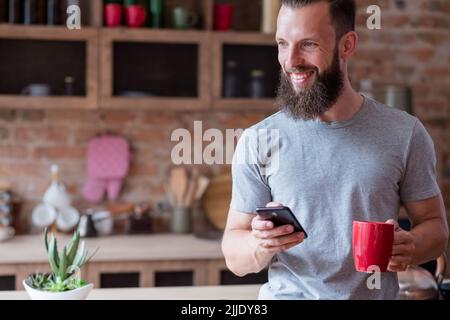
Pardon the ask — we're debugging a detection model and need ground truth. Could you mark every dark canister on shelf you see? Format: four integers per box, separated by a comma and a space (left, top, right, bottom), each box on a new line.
249, 69, 267, 98
46, 0, 61, 25
8, 0, 22, 24
64, 76, 75, 96
23, 0, 37, 25
223, 60, 238, 98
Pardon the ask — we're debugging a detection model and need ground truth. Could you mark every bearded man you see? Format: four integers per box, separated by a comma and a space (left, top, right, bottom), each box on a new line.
221, 0, 448, 299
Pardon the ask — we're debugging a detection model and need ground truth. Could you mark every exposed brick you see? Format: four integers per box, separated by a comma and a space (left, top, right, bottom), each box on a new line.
19, 110, 45, 122
0, 127, 9, 140
129, 162, 159, 177
46, 110, 99, 125
138, 113, 185, 129
417, 31, 449, 46
0, 145, 29, 158
384, 14, 410, 28
355, 0, 389, 10
414, 98, 449, 120
101, 111, 136, 126
73, 127, 103, 144
410, 14, 449, 29
14, 126, 68, 143
0, 163, 41, 176
0, 110, 17, 122
423, 67, 450, 80
412, 48, 436, 62
33, 146, 85, 159
129, 128, 171, 144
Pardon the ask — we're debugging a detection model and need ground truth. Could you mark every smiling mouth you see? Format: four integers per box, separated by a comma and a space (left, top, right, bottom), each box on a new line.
289, 70, 315, 86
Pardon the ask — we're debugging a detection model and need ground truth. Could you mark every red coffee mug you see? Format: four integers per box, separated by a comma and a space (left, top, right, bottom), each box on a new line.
213, 4, 233, 31
125, 5, 147, 28
352, 221, 394, 272
104, 3, 123, 27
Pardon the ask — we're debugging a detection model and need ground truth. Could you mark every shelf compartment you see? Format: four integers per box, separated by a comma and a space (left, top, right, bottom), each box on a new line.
0, 38, 86, 96
0, 25, 98, 109
212, 32, 279, 110
100, 272, 140, 288
100, 28, 210, 110
0, 275, 15, 291
154, 271, 193, 287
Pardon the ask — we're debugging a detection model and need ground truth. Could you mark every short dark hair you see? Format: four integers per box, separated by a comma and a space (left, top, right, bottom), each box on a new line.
281, 0, 356, 40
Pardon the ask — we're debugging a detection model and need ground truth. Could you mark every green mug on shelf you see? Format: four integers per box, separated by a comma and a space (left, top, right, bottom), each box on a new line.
172, 6, 198, 29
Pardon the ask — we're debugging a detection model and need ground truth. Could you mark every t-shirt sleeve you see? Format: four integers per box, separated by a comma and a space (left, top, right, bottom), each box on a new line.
400, 120, 441, 202
229, 129, 272, 214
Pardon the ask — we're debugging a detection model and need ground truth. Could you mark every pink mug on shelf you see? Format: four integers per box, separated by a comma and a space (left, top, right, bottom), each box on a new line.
125, 5, 147, 28
352, 221, 394, 272
213, 3, 233, 31
104, 3, 123, 27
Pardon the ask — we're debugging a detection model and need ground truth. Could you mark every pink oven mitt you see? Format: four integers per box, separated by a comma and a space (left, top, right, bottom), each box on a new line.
82, 135, 130, 203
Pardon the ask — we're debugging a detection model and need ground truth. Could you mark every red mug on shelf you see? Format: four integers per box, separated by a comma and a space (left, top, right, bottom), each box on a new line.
213, 3, 233, 31
352, 221, 394, 272
104, 3, 123, 27
125, 5, 147, 28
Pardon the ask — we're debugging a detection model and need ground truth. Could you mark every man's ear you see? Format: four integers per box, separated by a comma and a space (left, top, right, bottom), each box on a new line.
339, 31, 358, 59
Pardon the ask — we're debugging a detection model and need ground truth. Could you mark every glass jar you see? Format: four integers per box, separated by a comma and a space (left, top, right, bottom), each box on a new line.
249, 69, 266, 98
223, 60, 238, 98
46, 0, 60, 25
8, 0, 21, 24
64, 76, 75, 96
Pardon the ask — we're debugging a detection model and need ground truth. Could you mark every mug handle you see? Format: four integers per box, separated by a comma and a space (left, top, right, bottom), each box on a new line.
188, 12, 198, 28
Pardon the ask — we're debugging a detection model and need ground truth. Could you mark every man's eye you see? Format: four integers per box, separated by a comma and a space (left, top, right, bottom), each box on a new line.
303, 41, 317, 48
278, 42, 288, 48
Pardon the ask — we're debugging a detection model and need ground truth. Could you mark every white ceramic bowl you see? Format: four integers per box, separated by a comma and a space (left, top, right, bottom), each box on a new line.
32, 203, 57, 228
56, 206, 80, 232
23, 280, 93, 300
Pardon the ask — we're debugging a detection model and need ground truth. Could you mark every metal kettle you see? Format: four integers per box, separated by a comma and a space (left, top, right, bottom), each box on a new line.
398, 255, 446, 300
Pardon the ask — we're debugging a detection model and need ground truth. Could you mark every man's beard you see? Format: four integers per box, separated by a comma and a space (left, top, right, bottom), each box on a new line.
276, 48, 344, 121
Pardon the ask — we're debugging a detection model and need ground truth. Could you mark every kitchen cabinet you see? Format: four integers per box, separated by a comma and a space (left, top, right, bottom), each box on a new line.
0, 25, 98, 109
0, 0, 279, 111
99, 28, 210, 111
0, 234, 267, 290
211, 32, 278, 111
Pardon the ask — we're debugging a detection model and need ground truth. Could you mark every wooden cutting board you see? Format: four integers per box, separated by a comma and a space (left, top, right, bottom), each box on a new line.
202, 172, 232, 230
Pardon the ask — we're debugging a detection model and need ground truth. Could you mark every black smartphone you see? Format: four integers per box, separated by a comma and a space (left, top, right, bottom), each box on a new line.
255, 206, 308, 238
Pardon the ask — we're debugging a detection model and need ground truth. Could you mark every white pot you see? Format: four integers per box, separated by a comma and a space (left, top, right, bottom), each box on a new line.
23, 280, 93, 300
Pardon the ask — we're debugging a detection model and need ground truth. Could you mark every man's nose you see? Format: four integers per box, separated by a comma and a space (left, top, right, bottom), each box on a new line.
285, 46, 307, 71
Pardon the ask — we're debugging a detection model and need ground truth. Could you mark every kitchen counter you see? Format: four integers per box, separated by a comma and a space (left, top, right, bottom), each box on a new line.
0, 234, 228, 289
0, 233, 223, 263
0, 285, 261, 300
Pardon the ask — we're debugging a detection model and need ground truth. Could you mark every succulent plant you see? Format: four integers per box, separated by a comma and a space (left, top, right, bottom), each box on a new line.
29, 273, 51, 290
26, 229, 97, 292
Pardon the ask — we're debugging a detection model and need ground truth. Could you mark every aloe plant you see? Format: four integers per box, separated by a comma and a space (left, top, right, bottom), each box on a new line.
27, 229, 97, 292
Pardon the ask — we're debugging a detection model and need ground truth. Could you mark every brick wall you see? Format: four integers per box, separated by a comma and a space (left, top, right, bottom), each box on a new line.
0, 0, 449, 242
0, 109, 271, 231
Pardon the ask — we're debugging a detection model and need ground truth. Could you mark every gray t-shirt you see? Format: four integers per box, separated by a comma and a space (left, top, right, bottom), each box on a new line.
230, 95, 440, 300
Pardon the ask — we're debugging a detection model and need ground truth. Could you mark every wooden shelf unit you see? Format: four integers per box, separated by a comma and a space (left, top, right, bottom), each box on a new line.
0, 0, 280, 111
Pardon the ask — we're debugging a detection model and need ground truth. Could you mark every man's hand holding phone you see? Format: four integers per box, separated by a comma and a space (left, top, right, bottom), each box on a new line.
251, 202, 306, 262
